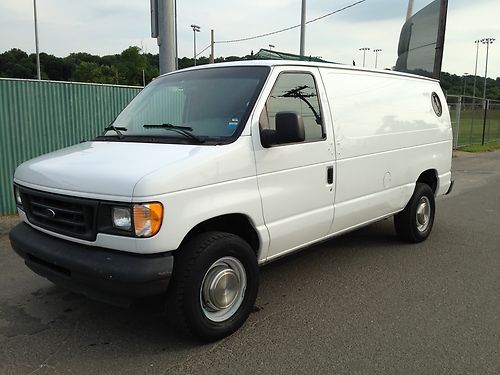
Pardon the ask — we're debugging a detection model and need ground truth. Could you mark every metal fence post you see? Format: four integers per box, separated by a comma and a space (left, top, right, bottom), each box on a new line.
496, 100, 500, 140
455, 96, 461, 148
468, 96, 475, 145
481, 98, 488, 145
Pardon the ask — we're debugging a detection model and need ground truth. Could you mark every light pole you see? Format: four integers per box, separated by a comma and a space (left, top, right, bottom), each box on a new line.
209, 29, 215, 64
472, 40, 480, 97
373, 49, 382, 68
300, 0, 306, 57
269, 44, 275, 51
190, 24, 200, 66
481, 38, 495, 145
462, 73, 468, 96
33, 0, 41, 80
359, 47, 370, 67
481, 38, 495, 100
154, 0, 177, 74
406, 0, 414, 20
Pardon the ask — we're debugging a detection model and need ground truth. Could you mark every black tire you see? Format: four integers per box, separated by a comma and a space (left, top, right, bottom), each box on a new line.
167, 232, 258, 341
394, 183, 435, 243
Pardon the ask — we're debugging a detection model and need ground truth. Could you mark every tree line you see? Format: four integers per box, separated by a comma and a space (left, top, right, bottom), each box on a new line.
1, 46, 499, 99
440, 71, 500, 100
0, 46, 243, 87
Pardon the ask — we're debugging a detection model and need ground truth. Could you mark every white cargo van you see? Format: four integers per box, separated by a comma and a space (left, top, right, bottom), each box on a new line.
10, 61, 453, 340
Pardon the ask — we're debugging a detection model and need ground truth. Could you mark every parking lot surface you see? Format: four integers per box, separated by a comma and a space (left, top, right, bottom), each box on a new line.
0, 150, 499, 374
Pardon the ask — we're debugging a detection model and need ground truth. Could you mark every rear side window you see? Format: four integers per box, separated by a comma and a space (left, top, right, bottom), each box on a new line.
261, 72, 324, 142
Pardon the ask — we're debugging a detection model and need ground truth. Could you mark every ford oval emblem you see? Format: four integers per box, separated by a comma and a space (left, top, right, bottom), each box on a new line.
43, 208, 56, 218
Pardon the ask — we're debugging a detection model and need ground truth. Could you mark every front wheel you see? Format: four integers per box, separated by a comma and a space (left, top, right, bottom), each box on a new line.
394, 183, 435, 243
167, 232, 259, 341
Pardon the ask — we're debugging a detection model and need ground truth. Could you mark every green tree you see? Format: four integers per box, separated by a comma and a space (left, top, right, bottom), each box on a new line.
72, 61, 118, 84
115, 46, 147, 85
65, 52, 101, 66
0, 48, 35, 78
39, 53, 72, 81
72, 61, 100, 82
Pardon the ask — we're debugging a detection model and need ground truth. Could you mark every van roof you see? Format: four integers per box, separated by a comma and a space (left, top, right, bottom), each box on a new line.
161, 60, 438, 83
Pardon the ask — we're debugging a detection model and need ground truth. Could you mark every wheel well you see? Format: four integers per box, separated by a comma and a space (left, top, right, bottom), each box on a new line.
181, 214, 260, 255
417, 169, 438, 194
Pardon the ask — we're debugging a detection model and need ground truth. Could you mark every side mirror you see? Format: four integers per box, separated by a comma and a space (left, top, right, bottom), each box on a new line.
260, 111, 305, 148
275, 111, 305, 144
260, 129, 277, 148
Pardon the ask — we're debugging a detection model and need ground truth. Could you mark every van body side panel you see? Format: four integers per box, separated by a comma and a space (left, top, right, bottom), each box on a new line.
319, 68, 452, 234
437, 171, 452, 196
332, 142, 450, 232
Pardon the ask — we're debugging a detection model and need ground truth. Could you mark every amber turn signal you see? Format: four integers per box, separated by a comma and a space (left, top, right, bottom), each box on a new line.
133, 202, 163, 237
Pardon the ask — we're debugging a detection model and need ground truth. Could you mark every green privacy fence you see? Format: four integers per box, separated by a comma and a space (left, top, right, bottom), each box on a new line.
0, 78, 142, 215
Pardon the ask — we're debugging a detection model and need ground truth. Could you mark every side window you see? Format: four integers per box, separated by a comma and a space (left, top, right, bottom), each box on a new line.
261, 72, 324, 143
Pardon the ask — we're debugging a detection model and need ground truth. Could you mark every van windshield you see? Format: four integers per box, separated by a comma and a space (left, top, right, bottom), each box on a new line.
98, 66, 270, 145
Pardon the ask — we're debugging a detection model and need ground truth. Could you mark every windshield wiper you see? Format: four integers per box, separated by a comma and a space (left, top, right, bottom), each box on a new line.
104, 125, 127, 139
143, 123, 205, 143
144, 123, 193, 131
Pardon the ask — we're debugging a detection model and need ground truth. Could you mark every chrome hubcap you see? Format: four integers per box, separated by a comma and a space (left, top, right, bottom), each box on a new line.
200, 257, 246, 322
416, 196, 431, 232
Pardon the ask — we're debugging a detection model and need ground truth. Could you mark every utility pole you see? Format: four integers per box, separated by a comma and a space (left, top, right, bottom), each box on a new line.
209, 29, 215, 64
33, 0, 41, 80
406, 0, 414, 20
191, 24, 200, 66
300, 0, 306, 57
359, 47, 370, 67
373, 49, 382, 68
154, 0, 177, 74
174, 0, 178, 70
472, 40, 480, 97
481, 38, 495, 100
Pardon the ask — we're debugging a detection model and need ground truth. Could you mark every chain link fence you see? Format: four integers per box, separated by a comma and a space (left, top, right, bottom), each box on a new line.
447, 95, 500, 148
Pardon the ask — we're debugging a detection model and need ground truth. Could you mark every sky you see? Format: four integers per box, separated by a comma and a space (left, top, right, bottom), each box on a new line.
0, 0, 498, 79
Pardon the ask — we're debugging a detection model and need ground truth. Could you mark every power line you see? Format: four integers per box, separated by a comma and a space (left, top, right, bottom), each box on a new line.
193, 0, 367, 58
196, 44, 211, 57
215, 0, 367, 44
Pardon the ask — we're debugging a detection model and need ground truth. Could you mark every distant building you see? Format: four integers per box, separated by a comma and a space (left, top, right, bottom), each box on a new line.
248, 48, 332, 63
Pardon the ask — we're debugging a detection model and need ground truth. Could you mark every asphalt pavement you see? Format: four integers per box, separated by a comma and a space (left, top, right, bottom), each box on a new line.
0, 150, 499, 374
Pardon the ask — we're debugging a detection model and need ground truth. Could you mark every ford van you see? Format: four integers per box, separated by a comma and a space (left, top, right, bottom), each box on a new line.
9, 61, 453, 340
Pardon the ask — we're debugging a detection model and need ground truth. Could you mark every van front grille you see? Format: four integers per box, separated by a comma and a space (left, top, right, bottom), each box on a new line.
19, 187, 98, 241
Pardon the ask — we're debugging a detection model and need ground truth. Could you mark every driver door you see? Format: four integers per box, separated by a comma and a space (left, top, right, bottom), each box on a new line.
253, 67, 335, 260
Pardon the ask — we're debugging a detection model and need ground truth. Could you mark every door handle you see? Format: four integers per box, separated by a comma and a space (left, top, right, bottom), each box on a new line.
327, 166, 334, 184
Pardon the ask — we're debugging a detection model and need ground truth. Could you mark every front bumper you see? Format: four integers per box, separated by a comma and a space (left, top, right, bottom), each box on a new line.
9, 223, 174, 307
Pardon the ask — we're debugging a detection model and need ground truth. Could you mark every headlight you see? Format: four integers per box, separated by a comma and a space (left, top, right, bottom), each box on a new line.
133, 202, 163, 237
112, 207, 132, 231
111, 202, 163, 237
14, 186, 23, 206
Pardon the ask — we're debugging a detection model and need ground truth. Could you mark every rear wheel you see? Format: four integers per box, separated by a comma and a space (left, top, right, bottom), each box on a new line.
394, 183, 435, 243
167, 232, 258, 341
